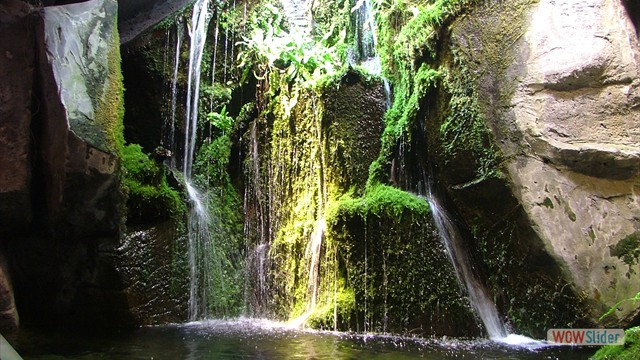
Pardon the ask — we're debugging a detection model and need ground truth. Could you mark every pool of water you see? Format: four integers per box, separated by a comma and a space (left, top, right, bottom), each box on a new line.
13, 319, 596, 359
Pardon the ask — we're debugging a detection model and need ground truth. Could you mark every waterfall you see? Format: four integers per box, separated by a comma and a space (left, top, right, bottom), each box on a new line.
351, 0, 506, 337
352, 0, 378, 71
423, 187, 508, 339
351, 0, 506, 339
352, 0, 392, 108
183, 0, 210, 179
280, 0, 312, 34
182, 0, 212, 321
186, 182, 214, 320
244, 120, 271, 317
306, 217, 326, 309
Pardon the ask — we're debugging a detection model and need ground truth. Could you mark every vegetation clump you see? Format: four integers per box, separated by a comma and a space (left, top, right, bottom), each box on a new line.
237, 2, 346, 88
329, 184, 430, 220
121, 144, 183, 224
610, 231, 640, 269
324, 183, 477, 335
368, 0, 478, 185
593, 326, 640, 360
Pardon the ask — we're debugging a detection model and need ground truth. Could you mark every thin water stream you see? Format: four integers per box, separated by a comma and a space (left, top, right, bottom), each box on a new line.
425, 191, 507, 339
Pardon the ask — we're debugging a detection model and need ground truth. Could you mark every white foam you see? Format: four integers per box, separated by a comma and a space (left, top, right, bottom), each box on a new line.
494, 334, 548, 350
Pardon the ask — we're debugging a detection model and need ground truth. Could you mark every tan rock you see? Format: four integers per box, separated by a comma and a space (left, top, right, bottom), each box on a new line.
510, 0, 640, 324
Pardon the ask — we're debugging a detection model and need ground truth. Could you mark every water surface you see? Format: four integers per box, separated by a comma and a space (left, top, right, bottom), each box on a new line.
15, 319, 596, 359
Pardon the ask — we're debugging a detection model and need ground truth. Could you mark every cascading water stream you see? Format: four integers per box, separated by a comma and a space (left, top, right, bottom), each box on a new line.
183, 0, 210, 179
423, 186, 542, 346
182, 0, 212, 321
352, 0, 392, 108
423, 188, 508, 339
186, 182, 213, 320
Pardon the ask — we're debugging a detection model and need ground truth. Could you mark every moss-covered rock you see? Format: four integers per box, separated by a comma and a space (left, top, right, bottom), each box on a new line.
439, 0, 640, 334
325, 184, 479, 336
367, 0, 611, 338
321, 69, 386, 193
121, 144, 184, 224
241, 67, 388, 321
593, 327, 640, 360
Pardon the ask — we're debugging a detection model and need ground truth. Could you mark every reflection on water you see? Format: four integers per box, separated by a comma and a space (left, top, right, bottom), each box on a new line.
14, 319, 594, 359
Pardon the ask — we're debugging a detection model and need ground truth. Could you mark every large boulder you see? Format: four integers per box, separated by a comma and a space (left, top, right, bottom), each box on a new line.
511, 0, 640, 326
7, 0, 128, 329
436, 0, 640, 334
37, 0, 124, 237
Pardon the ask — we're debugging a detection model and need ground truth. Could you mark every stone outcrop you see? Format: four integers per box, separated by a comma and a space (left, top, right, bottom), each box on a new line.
118, 0, 193, 44
511, 0, 640, 326
0, 0, 186, 331
37, 0, 124, 237
438, 0, 640, 334
1, 0, 128, 330
0, 0, 35, 333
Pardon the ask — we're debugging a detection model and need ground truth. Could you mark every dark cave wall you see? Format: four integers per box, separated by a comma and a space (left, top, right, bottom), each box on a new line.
0, 0, 189, 332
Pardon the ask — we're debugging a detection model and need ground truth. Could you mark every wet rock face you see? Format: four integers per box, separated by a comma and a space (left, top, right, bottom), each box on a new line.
118, 0, 193, 44
322, 71, 387, 190
331, 201, 480, 337
0, 0, 188, 332
109, 222, 188, 325
0, 0, 35, 235
444, 0, 640, 331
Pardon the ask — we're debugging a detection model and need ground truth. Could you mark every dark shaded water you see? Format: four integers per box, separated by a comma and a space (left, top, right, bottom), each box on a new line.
13, 319, 595, 359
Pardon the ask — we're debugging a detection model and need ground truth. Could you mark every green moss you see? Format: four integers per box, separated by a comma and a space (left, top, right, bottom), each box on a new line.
315, 66, 381, 93
329, 184, 429, 221
438, 65, 502, 181
610, 231, 640, 278
306, 281, 355, 330
368, 64, 440, 185
610, 231, 640, 265
121, 144, 183, 224
542, 197, 554, 209
593, 327, 640, 360
564, 202, 577, 222
95, 28, 125, 154
325, 182, 477, 335
506, 276, 592, 338
191, 123, 246, 316
472, 215, 592, 338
